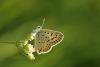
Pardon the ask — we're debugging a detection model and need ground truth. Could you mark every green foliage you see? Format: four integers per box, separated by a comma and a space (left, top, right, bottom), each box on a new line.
0, 0, 100, 67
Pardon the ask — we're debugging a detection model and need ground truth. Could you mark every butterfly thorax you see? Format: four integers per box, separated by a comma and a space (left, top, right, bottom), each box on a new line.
32, 26, 42, 37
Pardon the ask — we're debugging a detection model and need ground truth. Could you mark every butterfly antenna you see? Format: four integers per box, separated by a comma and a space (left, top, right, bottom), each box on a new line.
41, 17, 45, 28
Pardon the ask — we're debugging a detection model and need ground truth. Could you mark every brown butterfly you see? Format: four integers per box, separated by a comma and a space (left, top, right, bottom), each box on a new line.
23, 18, 64, 60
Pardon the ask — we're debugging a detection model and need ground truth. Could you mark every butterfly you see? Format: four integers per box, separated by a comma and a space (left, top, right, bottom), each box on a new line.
16, 18, 64, 61
31, 26, 64, 54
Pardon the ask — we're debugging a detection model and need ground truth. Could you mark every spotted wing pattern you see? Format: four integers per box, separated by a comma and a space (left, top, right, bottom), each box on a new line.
34, 29, 64, 54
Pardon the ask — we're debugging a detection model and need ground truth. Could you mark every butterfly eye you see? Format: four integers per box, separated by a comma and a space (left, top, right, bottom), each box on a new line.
37, 26, 41, 28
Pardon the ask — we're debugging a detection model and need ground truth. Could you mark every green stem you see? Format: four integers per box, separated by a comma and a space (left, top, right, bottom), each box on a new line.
0, 42, 16, 44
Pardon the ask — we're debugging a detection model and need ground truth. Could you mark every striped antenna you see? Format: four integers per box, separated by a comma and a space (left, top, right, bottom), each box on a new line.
41, 17, 46, 28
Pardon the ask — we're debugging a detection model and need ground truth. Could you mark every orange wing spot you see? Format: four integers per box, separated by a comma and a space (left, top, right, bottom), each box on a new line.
38, 48, 42, 52
56, 40, 58, 42
42, 48, 46, 51
47, 44, 51, 48
44, 48, 47, 51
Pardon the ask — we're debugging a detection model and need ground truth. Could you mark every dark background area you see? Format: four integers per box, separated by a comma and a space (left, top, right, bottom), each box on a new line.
0, 0, 100, 67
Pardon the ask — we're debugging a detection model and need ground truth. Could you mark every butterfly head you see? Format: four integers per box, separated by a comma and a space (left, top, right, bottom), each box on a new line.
37, 26, 42, 29
35, 26, 42, 32
32, 17, 45, 36
32, 26, 42, 36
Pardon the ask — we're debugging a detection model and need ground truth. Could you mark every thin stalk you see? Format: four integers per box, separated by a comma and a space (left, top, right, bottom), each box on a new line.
0, 42, 16, 45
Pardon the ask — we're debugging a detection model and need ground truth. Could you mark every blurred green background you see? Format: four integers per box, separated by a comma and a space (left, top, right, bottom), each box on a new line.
0, 0, 100, 67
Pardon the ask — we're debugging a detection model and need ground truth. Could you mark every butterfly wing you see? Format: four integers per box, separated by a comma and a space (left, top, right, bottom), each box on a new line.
34, 29, 64, 54
42, 29, 64, 46
34, 30, 52, 54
